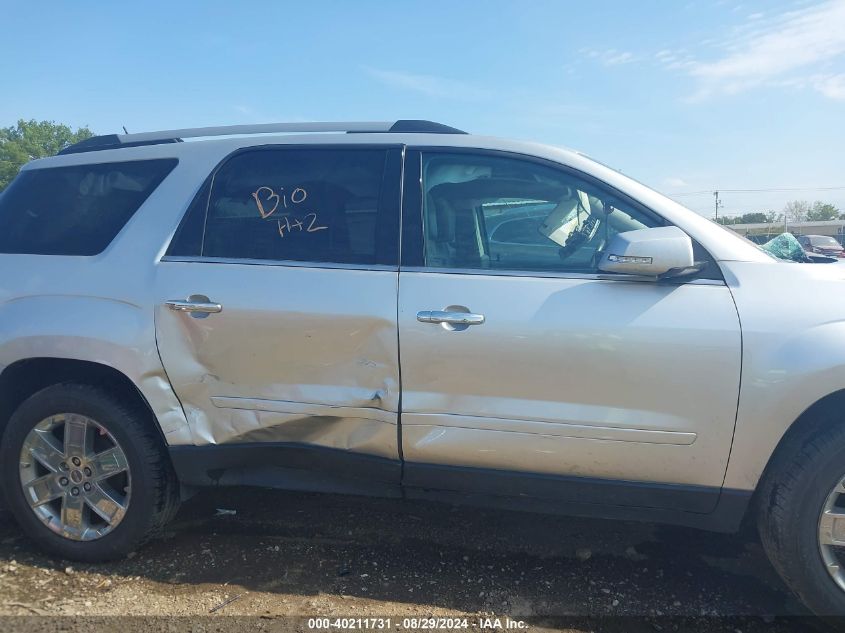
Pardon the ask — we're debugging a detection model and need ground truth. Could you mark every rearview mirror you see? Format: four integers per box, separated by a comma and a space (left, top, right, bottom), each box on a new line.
597, 226, 697, 278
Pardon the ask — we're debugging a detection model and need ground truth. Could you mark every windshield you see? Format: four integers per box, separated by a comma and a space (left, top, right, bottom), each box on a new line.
809, 235, 841, 248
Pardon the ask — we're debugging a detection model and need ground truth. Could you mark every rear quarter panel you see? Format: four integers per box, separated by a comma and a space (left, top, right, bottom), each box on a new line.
0, 150, 220, 444
0, 289, 189, 442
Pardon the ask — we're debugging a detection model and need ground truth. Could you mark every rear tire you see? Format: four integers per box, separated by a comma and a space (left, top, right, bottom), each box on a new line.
0, 383, 180, 562
758, 415, 845, 615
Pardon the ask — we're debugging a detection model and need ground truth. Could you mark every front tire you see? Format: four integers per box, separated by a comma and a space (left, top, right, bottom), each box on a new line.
758, 416, 845, 615
0, 383, 180, 562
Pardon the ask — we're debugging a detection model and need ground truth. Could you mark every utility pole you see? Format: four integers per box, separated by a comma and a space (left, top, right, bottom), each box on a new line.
713, 191, 723, 221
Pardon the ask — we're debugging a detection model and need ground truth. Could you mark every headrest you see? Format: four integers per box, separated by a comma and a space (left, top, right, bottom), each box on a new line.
425, 163, 492, 190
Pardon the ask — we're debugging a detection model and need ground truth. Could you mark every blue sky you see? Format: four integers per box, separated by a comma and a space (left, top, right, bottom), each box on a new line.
3, 0, 844, 217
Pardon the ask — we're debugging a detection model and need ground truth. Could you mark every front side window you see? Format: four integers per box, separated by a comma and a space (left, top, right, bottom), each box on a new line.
0, 159, 177, 256
200, 148, 390, 265
421, 152, 661, 273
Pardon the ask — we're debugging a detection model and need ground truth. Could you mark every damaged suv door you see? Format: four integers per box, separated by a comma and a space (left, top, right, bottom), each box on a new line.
154, 146, 403, 493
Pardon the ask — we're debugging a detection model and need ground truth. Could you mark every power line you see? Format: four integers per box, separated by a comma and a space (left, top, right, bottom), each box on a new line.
671, 185, 845, 197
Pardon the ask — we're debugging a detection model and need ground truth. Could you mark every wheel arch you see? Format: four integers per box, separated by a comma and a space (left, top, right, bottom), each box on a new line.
751, 388, 845, 515
0, 357, 186, 448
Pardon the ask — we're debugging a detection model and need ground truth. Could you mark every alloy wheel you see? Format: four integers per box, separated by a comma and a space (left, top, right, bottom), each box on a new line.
18, 413, 131, 541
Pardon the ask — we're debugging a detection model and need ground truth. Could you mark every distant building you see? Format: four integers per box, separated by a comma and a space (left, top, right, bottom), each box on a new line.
727, 219, 845, 244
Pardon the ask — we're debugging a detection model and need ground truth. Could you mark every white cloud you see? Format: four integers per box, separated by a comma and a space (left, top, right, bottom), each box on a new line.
812, 72, 845, 98
605, 51, 635, 65
682, 0, 845, 99
363, 67, 489, 100
664, 177, 689, 188
772, 71, 845, 99
655, 48, 697, 71
230, 105, 311, 124
581, 48, 637, 66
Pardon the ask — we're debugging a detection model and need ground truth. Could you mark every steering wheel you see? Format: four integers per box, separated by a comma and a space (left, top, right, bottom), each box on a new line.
539, 195, 603, 262
557, 213, 601, 261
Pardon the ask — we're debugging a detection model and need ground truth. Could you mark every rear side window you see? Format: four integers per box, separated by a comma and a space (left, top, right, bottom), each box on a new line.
178, 148, 394, 265
0, 159, 177, 256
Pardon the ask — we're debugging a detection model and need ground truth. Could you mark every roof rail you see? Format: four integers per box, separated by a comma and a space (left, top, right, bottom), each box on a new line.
58, 135, 183, 155
58, 120, 467, 155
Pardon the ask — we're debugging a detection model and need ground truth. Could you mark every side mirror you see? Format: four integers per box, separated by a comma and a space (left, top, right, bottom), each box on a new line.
597, 226, 697, 278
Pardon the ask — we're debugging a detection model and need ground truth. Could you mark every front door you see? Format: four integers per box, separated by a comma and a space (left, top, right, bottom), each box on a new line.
397, 149, 741, 511
154, 145, 403, 489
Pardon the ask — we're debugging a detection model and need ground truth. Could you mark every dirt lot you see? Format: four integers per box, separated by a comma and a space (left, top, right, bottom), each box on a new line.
0, 487, 819, 631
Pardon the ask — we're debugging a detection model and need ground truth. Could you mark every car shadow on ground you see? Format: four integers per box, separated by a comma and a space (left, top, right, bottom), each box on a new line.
0, 487, 813, 629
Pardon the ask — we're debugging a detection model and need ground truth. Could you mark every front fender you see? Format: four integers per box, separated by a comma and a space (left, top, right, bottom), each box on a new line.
723, 260, 845, 491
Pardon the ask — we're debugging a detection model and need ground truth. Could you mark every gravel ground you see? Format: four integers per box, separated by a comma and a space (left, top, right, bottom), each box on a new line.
0, 487, 819, 632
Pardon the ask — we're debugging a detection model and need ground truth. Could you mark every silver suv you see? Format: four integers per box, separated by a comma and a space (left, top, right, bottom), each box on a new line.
1, 120, 843, 614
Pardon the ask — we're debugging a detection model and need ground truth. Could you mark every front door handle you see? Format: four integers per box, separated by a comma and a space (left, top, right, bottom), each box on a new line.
417, 310, 485, 326
165, 299, 223, 314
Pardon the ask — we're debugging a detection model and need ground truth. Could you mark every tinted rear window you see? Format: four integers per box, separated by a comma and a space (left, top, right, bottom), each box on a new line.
0, 159, 177, 255
199, 148, 390, 265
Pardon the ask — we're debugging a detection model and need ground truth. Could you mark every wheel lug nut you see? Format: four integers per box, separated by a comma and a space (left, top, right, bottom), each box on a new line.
71, 487, 79, 496
71, 457, 81, 467
59, 477, 69, 486
83, 467, 92, 477
83, 482, 92, 492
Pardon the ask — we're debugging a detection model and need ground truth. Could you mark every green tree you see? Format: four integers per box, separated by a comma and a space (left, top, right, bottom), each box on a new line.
738, 212, 768, 223
715, 212, 770, 225
807, 201, 841, 221
0, 119, 94, 191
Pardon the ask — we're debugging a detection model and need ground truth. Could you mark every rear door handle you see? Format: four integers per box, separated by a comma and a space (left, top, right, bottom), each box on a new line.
165, 299, 223, 314
417, 310, 485, 326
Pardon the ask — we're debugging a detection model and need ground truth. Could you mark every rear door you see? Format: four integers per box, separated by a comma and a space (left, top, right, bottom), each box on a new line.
397, 149, 742, 511
154, 145, 402, 488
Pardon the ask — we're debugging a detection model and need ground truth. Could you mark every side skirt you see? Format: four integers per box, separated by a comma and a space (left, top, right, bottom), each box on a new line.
405, 487, 751, 533
167, 444, 752, 533
169, 443, 402, 498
